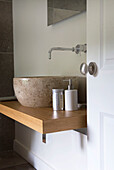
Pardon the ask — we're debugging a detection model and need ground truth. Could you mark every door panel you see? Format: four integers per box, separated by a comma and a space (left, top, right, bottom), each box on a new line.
101, 112, 114, 170
87, 0, 114, 170
101, 0, 114, 69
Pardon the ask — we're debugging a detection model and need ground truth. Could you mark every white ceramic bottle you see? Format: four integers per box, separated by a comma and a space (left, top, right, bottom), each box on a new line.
64, 79, 78, 111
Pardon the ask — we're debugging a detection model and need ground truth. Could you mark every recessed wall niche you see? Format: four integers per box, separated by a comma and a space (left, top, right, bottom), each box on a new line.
48, 0, 86, 25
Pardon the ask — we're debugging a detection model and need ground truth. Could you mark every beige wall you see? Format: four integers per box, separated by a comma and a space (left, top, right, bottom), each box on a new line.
13, 0, 86, 77
13, 0, 87, 170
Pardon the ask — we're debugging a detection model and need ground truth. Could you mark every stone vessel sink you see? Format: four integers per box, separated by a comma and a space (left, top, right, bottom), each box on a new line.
13, 76, 78, 108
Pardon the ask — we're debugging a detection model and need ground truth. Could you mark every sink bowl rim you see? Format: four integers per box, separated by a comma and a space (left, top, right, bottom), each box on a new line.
13, 76, 77, 80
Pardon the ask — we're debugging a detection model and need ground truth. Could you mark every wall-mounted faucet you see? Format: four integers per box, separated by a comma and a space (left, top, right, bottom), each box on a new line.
48, 44, 87, 60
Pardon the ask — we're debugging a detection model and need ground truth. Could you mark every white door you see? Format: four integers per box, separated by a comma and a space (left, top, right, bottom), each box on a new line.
87, 0, 114, 170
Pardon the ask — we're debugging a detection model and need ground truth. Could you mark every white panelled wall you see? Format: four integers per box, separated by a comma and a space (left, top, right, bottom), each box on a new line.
13, 0, 87, 170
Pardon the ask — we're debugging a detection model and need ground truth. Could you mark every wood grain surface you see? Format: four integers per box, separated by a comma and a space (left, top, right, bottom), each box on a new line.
0, 101, 87, 134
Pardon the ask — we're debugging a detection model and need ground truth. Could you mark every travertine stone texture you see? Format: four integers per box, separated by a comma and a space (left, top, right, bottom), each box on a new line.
13, 76, 78, 107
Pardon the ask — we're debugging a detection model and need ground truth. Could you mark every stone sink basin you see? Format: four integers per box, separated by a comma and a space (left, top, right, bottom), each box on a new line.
13, 76, 78, 108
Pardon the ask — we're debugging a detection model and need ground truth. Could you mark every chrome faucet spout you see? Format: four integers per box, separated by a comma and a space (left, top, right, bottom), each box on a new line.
48, 44, 87, 60
48, 47, 75, 60
48, 51, 52, 60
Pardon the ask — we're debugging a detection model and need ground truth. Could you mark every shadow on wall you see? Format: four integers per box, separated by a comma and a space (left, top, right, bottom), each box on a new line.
78, 76, 86, 104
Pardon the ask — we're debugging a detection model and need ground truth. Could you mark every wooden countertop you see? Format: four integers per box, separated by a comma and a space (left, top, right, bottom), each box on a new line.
0, 101, 87, 134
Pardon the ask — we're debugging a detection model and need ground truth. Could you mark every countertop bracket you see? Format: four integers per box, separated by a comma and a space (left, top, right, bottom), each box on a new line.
42, 134, 46, 143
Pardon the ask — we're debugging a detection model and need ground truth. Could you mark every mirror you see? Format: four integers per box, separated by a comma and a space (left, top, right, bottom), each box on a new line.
48, 0, 86, 26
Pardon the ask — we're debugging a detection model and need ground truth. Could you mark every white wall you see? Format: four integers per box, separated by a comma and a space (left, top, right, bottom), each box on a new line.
13, 0, 87, 170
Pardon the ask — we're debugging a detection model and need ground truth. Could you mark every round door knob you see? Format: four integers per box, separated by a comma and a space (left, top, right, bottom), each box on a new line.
80, 62, 97, 76
80, 63, 88, 75
88, 62, 97, 75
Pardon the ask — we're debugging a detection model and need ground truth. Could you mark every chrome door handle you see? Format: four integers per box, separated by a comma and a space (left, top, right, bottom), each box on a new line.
80, 62, 97, 76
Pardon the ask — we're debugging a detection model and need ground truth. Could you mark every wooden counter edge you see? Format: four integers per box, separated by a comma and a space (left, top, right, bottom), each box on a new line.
0, 103, 43, 134
43, 113, 87, 134
0, 102, 87, 135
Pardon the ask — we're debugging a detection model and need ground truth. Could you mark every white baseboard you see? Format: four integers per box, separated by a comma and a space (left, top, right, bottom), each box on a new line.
14, 139, 55, 170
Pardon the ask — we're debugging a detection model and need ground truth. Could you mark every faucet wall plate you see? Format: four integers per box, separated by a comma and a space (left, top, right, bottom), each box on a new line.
75, 44, 87, 54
